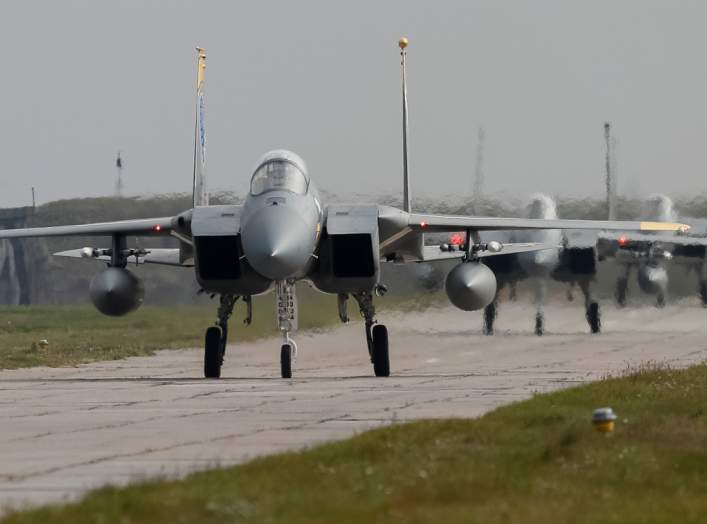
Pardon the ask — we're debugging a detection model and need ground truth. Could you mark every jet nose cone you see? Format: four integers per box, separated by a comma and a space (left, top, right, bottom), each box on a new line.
241, 205, 312, 280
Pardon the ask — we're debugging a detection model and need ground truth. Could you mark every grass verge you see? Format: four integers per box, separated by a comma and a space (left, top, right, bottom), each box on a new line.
3, 363, 707, 523
0, 288, 445, 370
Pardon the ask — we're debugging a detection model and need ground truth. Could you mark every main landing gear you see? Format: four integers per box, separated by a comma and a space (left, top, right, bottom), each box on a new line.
204, 294, 252, 378
352, 289, 390, 377
579, 279, 601, 334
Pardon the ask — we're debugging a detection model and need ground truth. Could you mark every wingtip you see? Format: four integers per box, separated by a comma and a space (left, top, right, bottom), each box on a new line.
640, 221, 691, 233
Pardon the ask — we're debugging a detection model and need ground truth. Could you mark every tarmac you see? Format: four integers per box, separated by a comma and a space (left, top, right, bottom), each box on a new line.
1, 301, 706, 513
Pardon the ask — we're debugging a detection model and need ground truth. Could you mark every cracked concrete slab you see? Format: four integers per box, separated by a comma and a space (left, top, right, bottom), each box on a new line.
1, 302, 706, 513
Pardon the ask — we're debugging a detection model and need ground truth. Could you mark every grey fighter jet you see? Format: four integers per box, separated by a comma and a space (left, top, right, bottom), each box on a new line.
596, 194, 707, 307
479, 194, 600, 336
0, 43, 690, 378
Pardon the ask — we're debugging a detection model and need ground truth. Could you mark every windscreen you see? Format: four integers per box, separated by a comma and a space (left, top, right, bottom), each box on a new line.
250, 160, 307, 196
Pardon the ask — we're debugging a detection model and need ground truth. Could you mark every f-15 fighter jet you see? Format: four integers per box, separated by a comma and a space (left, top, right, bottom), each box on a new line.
596, 194, 707, 307
0, 42, 689, 378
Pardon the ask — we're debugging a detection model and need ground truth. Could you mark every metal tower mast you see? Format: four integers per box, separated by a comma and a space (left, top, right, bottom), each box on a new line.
472, 127, 485, 213
604, 122, 616, 220
115, 151, 124, 197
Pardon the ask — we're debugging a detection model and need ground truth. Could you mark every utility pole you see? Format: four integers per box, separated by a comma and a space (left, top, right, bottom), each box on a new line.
31, 187, 36, 210
472, 127, 485, 214
604, 122, 616, 220
115, 150, 124, 197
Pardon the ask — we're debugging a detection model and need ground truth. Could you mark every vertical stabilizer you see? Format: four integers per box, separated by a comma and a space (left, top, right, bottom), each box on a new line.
193, 48, 209, 207
399, 38, 411, 213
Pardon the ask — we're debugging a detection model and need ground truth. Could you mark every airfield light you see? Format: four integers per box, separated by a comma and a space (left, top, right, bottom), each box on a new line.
592, 407, 617, 433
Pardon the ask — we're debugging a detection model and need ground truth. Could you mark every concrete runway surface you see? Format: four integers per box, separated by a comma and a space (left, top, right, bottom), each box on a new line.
1, 302, 706, 512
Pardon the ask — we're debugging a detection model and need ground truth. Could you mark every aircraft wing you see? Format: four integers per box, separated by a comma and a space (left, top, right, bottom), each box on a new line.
0, 217, 174, 239
408, 213, 690, 233
598, 231, 707, 246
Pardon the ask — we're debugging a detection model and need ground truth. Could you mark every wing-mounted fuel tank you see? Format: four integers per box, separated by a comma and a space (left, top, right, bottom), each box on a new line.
445, 262, 497, 311
309, 205, 380, 293
637, 263, 668, 295
190, 205, 271, 295
89, 267, 144, 316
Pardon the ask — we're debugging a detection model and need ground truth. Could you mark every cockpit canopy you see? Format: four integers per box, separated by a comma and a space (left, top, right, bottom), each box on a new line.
250, 150, 309, 196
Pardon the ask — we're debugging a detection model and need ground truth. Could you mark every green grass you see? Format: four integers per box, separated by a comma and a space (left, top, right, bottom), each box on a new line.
0, 293, 337, 370
3, 363, 707, 523
0, 288, 444, 370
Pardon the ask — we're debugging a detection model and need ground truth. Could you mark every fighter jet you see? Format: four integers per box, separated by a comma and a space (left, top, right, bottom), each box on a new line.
0, 42, 689, 378
596, 194, 707, 307
456, 194, 601, 336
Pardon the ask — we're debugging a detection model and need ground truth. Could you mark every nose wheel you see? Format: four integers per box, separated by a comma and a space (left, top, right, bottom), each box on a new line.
280, 343, 294, 379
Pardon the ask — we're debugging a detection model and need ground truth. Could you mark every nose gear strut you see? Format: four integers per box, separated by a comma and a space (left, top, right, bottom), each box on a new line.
277, 281, 298, 378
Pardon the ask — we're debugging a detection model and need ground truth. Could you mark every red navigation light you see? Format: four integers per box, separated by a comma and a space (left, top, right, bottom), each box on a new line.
420, 221, 427, 228
618, 235, 628, 247
154, 224, 162, 232
450, 233, 464, 246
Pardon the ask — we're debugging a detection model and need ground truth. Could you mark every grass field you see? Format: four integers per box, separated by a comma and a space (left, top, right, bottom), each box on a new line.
0, 288, 444, 370
2, 363, 706, 523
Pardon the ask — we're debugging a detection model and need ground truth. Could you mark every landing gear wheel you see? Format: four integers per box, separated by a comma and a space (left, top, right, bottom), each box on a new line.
281, 344, 293, 379
483, 303, 496, 335
371, 324, 390, 377
587, 302, 601, 334
656, 293, 666, 308
534, 313, 544, 336
616, 278, 628, 308
204, 326, 223, 378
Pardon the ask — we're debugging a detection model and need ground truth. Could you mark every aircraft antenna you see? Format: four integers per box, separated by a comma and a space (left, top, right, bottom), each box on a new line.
472, 127, 485, 214
399, 37, 411, 213
115, 150, 124, 198
604, 122, 616, 220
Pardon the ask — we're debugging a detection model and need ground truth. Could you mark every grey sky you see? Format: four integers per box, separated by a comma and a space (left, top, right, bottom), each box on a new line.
1, 1, 706, 208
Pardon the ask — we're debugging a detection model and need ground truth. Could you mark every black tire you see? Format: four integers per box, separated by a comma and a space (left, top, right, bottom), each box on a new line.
483, 303, 496, 335
534, 313, 544, 336
371, 324, 390, 377
587, 302, 601, 334
615, 278, 628, 308
204, 326, 223, 378
281, 344, 292, 379
656, 292, 666, 308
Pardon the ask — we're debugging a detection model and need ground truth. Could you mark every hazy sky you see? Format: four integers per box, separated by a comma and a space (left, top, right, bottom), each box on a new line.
1, 1, 706, 208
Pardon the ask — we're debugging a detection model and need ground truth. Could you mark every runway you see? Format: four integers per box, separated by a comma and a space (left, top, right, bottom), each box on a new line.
1, 302, 706, 512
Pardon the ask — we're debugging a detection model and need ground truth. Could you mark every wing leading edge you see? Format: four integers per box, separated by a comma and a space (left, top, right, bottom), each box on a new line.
0, 217, 174, 239
408, 213, 690, 233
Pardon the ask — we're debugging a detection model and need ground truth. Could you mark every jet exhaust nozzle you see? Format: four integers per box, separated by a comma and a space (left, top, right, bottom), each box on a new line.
89, 267, 144, 316
445, 262, 497, 311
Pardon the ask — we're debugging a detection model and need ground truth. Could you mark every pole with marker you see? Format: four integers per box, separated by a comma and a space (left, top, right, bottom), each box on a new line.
399, 37, 411, 213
